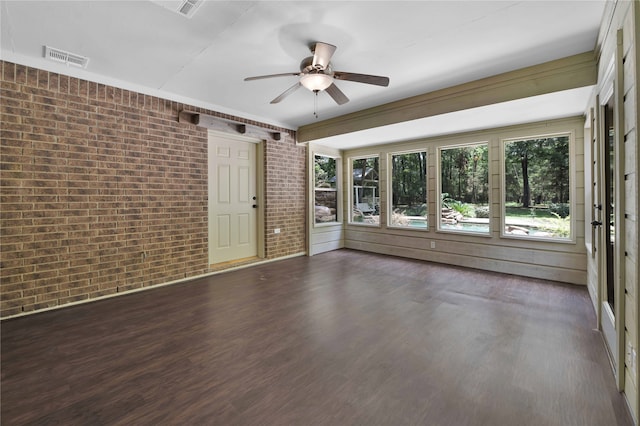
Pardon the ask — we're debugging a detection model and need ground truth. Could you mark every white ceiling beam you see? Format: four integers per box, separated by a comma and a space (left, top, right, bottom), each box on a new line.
297, 51, 597, 143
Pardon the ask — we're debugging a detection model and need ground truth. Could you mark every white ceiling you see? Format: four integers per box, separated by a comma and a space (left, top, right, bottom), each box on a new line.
0, 1, 605, 148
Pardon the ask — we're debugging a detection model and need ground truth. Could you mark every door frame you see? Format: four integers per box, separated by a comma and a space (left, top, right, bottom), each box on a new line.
207, 130, 265, 265
596, 29, 626, 391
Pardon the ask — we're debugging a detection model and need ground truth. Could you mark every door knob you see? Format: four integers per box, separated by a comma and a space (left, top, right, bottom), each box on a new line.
591, 220, 602, 226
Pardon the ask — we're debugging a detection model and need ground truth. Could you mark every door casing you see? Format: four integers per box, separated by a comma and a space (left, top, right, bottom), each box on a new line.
208, 130, 264, 264
595, 31, 626, 391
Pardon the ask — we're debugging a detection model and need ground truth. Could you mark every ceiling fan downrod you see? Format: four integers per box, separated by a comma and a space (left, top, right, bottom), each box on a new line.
243, 41, 389, 106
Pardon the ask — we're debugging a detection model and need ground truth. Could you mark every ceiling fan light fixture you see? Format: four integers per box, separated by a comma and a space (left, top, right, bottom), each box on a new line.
244, 41, 388, 105
300, 73, 333, 92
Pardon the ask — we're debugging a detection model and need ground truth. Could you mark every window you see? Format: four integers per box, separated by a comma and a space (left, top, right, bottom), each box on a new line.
439, 143, 489, 234
603, 99, 615, 307
350, 156, 379, 225
389, 150, 427, 228
314, 154, 338, 224
503, 134, 571, 240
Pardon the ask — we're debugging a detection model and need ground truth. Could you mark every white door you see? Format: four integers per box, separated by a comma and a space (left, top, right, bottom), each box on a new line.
599, 95, 618, 366
597, 57, 624, 389
209, 132, 258, 264
597, 35, 626, 390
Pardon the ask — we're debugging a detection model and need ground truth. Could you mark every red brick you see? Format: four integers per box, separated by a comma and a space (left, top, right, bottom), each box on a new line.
0, 60, 303, 317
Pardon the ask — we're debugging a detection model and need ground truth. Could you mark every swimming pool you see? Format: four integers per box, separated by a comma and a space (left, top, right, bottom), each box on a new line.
407, 218, 490, 233
407, 218, 555, 237
440, 222, 490, 233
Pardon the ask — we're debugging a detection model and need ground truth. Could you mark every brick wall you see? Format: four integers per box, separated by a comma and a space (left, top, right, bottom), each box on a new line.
265, 136, 307, 258
0, 61, 306, 318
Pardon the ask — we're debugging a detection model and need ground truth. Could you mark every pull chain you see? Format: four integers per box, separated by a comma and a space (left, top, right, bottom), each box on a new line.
313, 90, 319, 119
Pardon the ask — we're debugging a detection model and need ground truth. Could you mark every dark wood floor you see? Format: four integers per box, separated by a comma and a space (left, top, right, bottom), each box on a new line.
1, 249, 633, 425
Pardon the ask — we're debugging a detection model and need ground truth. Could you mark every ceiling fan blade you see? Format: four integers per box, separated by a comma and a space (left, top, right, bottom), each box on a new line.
244, 72, 300, 81
311, 42, 336, 69
270, 82, 302, 104
333, 72, 390, 87
325, 83, 349, 105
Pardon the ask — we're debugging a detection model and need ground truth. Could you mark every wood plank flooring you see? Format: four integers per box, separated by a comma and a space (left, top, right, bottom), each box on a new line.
1, 249, 633, 425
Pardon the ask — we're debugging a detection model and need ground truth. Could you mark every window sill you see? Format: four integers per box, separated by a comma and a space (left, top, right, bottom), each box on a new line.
387, 225, 429, 232
436, 228, 492, 237
348, 222, 381, 228
314, 221, 342, 228
500, 233, 575, 244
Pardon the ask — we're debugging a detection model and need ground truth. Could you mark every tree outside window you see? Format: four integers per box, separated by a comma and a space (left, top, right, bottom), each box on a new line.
503, 135, 571, 239
389, 151, 427, 228
439, 143, 489, 233
314, 155, 338, 224
351, 156, 379, 224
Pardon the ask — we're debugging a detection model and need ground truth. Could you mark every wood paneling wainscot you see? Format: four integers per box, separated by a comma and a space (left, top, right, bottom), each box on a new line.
341, 117, 587, 285
586, 0, 639, 422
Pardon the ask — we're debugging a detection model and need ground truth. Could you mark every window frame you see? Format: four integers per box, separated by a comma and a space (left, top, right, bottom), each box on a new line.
313, 153, 341, 227
500, 131, 576, 243
436, 141, 491, 236
348, 154, 381, 227
387, 149, 429, 231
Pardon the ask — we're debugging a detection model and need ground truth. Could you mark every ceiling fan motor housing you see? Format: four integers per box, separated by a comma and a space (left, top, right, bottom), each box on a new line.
299, 56, 334, 91
300, 56, 332, 74
244, 41, 388, 105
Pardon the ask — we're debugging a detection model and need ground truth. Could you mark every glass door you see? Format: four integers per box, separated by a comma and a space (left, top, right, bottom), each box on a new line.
599, 93, 620, 383
597, 29, 625, 392
604, 97, 615, 313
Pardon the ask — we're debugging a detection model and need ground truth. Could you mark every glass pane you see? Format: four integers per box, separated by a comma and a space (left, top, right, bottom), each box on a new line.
503, 135, 571, 239
390, 151, 427, 228
604, 99, 615, 309
314, 155, 336, 189
314, 155, 337, 224
351, 157, 379, 224
440, 144, 489, 233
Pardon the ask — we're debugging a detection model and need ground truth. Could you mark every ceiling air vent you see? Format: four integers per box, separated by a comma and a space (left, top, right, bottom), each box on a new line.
44, 46, 89, 69
177, 0, 202, 18
149, 0, 203, 18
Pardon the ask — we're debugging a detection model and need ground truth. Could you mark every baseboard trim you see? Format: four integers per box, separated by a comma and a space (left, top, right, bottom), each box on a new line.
1, 252, 307, 321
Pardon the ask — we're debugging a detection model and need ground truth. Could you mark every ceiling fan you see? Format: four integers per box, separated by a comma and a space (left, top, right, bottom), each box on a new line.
244, 42, 390, 105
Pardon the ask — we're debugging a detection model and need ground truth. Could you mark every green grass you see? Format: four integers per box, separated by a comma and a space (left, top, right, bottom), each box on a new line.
505, 206, 555, 219
504, 204, 570, 238
445, 201, 570, 238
